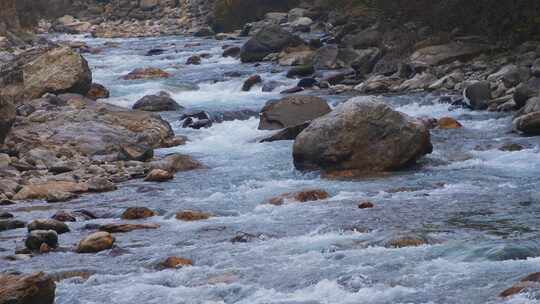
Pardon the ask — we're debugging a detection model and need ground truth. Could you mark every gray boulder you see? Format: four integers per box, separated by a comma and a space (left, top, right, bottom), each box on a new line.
258, 95, 331, 130
293, 96, 432, 175
464, 81, 491, 110
25, 230, 58, 251
133, 91, 183, 111
240, 25, 304, 62
513, 111, 540, 135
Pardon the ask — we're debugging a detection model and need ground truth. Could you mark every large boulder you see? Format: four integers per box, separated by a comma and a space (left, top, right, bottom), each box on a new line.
293, 97, 432, 175
0, 272, 55, 304
0, 97, 15, 145
513, 112, 540, 135
132, 91, 183, 112
23, 47, 92, 99
410, 42, 490, 67
258, 95, 331, 130
464, 81, 491, 110
240, 25, 304, 62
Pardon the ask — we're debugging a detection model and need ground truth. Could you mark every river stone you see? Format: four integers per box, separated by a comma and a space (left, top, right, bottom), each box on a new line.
133, 91, 183, 111
464, 81, 491, 110
0, 219, 26, 231
86, 83, 110, 100
144, 169, 174, 182
0, 272, 56, 304
25, 230, 58, 251
514, 82, 538, 109
513, 112, 540, 135
240, 25, 304, 62
313, 44, 339, 69
293, 96, 433, 175
23, 47, 92, 99
28, 219, 70, 234
121, 67, 170, 80
258, 95, 331, 130
76, 231, 115, 253
121, 207, 155, 220
260, 122, 310, 143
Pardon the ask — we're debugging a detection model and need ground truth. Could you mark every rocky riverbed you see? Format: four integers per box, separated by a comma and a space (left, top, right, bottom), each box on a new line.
2, 2, 540, 304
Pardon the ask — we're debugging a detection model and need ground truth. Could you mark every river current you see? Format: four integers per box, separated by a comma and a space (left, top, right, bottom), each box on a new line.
1, 34, 540, 304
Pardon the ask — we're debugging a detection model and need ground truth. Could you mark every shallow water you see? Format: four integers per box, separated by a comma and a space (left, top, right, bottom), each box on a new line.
1, 34, 540, 304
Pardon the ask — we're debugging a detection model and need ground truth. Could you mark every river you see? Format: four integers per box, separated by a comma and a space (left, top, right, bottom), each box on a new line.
1, 34, 540, 304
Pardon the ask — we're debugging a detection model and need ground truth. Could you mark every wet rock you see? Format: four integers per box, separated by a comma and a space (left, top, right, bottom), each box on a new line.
186, 55, 201, 65
86, 83, 110, 100
0, 272, 55, 304
437, 117, 463, 129
410, 42, 490, 67
231, 232, 261, 243
121, 67, 170, 80
99, 223, 159, 233
260, 122, 309, 143
175, 210, 212, 221
25, 230, 58, 251
278, 46, 314, 66
159, 256, 193, 269
500, 272, 540, 298
222, 46, 241, 58
280, 86, 304, 94
297, 78, 318, 88
145, 48, 166, 56
51, 211, 76, 222
28, 219, 69, 234
144, 169, 174, 182
119, 144, 154, 162
262, 80, 285, 92
358, 201, 375, 209
87, 177, 117, 193
293, 96, 432, 175
121, 207, 155, 220
149, 153, 204, 173
240, 25, 304, 62
0, 212, 13, 219
242, 75, 262, 91
23, 47, 92, 99
46, 190, 77, 203
259, 95, 331, 130
286, 65, 315, 78
513, 112, 540, 135
464, 81, 491, 110
132, 91, 183, 112
180, 111, 213, 129
76, 232, 115, 253
499, 143, 525, 152
267, 189, 329, 206
0, 219, 26, 231
387, 237, 426, 248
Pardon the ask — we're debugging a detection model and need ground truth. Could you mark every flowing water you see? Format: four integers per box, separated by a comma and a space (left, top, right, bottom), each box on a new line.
1, 34, 540, 304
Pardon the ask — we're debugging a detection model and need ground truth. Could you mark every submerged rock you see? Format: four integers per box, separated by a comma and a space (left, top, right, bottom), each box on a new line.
260, 122, 310, 143
175, 210, 212, 221
76, 232, 115, 253
0, 219, 26, 231
159, 256, 193, 269
121, 68, 170, 80
242, 75, 262, 91
266, 189, 329, 206
500, 272, 540, 297
293, 96, 432, 175
0, 272, 56, 304
144, 169, 174, 182
437, 117, 463, 129
99, 223, 159, 233
121, 207, 155, 220
259, 95, 331, 130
